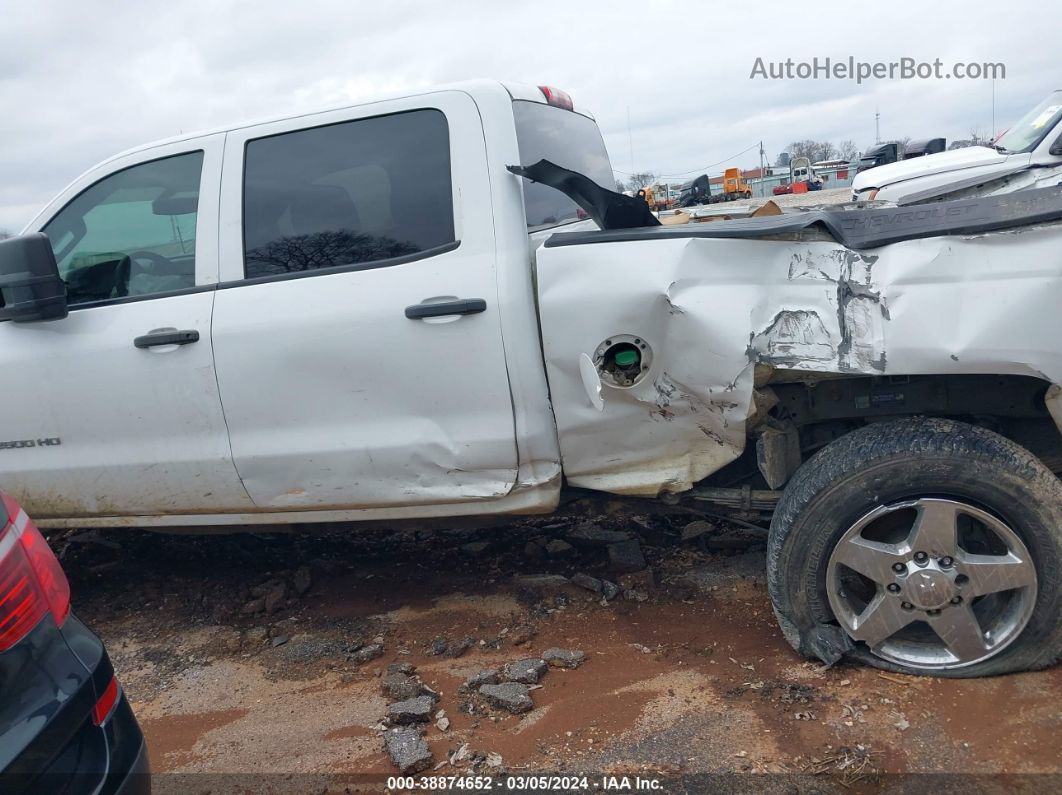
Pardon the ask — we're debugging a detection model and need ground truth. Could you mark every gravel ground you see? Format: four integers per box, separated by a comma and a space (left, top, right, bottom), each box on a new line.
50, 497, 1061, 793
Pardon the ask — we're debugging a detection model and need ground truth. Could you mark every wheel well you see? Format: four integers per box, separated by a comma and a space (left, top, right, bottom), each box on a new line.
706, 373, 1062, 490
770, 372, 1061, 466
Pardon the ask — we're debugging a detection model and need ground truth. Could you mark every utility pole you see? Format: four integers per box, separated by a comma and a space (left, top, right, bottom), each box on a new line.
759, 140, 766, 198
875, 109, 881, 144
991, 79, 996, 138
627, 106, 634, 173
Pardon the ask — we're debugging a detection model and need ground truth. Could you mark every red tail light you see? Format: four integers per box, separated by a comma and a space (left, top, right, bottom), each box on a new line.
538, 85, 574, 111
0, 494, 70, 652
92, 676, 121, 725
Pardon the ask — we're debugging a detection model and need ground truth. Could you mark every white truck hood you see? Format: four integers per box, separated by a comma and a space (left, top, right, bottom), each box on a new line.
853, 146, 1010, 192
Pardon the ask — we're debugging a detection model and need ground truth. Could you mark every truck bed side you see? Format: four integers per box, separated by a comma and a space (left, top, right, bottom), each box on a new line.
534, 187, 1062, 495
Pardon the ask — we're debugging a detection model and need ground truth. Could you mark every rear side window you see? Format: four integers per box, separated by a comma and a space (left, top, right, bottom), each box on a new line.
242, 109, 455, 279
512, 101, 614, 231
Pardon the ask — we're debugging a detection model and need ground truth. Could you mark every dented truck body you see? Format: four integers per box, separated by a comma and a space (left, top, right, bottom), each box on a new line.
534, 186, 1062, 495
3, 79, 1062, 528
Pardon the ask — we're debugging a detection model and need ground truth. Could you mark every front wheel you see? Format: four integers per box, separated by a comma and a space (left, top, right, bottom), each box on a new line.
767, 417, 1062, 677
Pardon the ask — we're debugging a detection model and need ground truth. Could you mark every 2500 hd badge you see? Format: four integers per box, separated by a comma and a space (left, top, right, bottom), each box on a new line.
0, 437, 61, 450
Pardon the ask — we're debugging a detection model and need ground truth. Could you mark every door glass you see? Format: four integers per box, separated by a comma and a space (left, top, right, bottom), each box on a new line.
42, 152, 204, 306
242, 109, 454, 279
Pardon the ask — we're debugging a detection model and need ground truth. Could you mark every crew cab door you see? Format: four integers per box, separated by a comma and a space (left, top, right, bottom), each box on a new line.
0, 136, 254, 518
212, 92, 519, 509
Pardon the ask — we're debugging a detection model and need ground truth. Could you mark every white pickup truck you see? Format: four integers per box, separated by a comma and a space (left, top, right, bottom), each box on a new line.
852, 88, 1062, 204
2, 80, 1061, 678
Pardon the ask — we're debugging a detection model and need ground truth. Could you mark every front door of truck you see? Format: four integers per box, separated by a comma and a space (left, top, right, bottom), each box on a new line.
212, 92, 519, 510
0, 137, 254, 519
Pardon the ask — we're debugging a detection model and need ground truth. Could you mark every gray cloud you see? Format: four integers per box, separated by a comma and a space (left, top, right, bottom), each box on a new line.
1, 0, 1056, 231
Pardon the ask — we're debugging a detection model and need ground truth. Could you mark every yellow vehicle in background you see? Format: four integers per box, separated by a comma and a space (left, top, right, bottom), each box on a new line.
721, 167, 752, 201
637, 184, 674, 211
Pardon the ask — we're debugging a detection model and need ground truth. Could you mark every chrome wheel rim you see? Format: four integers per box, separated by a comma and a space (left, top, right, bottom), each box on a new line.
826, 498, 1038, 670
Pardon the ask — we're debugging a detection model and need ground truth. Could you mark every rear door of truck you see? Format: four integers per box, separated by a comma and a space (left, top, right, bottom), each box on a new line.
211, 91, 519, 510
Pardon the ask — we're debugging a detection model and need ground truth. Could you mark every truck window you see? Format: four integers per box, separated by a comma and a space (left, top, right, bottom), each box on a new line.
512, 101, 614, 231
995, 91, 1062, 154
41, 152, 203, 306
242, 109, 455, 279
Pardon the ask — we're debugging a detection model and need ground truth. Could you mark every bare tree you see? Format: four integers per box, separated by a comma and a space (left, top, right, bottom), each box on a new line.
626, 172, 658, 191
785, 140, 839, 163
883, 136, 911, 157
614, 179, 627, 193
837, 140, 859, 161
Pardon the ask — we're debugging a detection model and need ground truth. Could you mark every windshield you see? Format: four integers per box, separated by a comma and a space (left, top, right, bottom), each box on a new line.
995, 91, 1062, 154
513, 100, 614, 231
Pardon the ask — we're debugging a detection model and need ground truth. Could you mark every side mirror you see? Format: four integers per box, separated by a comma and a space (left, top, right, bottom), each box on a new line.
0, 233, 68, 323
1050, 133, 1062, 157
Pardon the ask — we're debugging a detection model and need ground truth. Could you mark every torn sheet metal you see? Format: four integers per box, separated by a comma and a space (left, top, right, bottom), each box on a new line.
507, 160, 660, 230
535, 219, 1062, 496
545, 184, 1062, 251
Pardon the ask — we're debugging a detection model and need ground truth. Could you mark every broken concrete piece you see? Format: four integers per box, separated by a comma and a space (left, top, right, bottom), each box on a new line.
352, 643, 384, 664
571, 573, 603, 593
513, 574, 570, 591
382, 673, 428, 701
542, 648, 586, 669
448, 637, 474, 658
479, 682, 534, 714
388, 695, 435, 724
465, 668, 501, 689
601, 580, 620, 600
263, 583, 287, 614
384, 726, 432, 773
607, 540, 647, 573
505, 658, 548, 684
566, 524, 633, 546
461, 541, 490, 555
681, 520, 716, 542
545, 538, 575, 557
387, 662, 416, 676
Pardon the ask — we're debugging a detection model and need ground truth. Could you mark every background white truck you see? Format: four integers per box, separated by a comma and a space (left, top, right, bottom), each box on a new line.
853, 88, 1062, 204
2, 80, 1061, 678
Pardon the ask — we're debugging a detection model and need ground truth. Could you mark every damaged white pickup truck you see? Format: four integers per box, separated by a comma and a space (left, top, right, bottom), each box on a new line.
1, 80, 1060, 677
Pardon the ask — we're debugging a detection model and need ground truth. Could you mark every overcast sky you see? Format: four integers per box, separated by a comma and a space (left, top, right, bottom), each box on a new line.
1, 0, 1057, 231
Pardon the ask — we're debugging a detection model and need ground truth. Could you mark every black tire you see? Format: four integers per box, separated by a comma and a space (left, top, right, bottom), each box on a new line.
768, 417, 1062, 677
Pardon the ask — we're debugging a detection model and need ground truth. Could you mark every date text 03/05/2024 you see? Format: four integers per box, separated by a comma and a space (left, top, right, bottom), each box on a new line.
384, 775, 664, 790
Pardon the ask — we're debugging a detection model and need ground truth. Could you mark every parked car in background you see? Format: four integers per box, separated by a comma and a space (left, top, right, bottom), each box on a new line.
853, 89, 1062, 204
0, 492, 148, 794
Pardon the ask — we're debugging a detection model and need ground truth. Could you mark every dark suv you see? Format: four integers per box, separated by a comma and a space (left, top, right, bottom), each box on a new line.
0, 492, 149, 794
